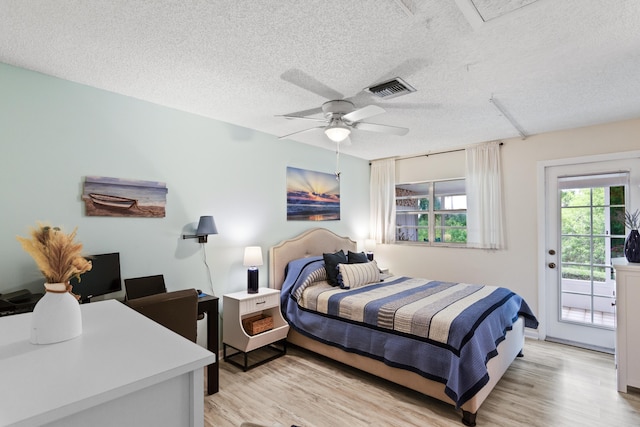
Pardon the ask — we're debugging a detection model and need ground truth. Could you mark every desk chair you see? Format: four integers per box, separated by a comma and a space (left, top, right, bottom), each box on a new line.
126, 289, 198, 342
124, 274, 167, 301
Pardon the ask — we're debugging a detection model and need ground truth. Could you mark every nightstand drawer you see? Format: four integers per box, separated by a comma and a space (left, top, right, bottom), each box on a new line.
239, 293, 279, 315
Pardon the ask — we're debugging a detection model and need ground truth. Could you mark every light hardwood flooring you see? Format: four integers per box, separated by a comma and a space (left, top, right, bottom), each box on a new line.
205, 339, 640, 427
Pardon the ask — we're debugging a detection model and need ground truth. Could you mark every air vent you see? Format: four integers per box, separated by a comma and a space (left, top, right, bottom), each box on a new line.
365, 77, 416, 99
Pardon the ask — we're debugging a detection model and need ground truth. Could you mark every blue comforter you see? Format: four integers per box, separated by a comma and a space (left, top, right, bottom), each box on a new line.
280, 257, 538, 408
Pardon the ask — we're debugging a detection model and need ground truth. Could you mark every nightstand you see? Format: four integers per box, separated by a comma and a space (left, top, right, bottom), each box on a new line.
222, 288, 289, 371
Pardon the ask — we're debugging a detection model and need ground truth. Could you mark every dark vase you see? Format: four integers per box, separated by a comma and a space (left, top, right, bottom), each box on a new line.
625, 229, 640, 263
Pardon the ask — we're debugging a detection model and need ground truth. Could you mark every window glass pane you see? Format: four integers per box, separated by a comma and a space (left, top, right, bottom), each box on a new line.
591, 237, 606, 265
593, 295, 616, 318
434, 214, 467, 243
397, 227, 417, 242
396, 212, 428, 228
562, 291, 591, 312
591, 187, 604, 206
396, 183, 429, 211
611, 206, 626, 236
562, 263, 592, 280
396, 227, 428, 242
561, 188, 591, 208
561, 207, 592, 234
612, 237, 625, 258
610, 186, 625, 205
435, 213, 467, 227
448, 228, 467, 243
434, 180, 466, 210
591, 265, 607, 282
561, 236, 591, 264
591, 206, 606, 235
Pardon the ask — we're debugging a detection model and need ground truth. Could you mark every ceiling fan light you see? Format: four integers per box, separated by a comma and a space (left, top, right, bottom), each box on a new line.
325, 122, 351, 142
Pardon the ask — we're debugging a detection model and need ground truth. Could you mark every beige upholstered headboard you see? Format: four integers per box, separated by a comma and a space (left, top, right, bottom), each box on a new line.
269, 228, 357, 289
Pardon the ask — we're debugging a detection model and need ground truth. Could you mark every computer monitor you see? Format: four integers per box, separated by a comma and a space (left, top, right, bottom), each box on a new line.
70, 252, 122, 303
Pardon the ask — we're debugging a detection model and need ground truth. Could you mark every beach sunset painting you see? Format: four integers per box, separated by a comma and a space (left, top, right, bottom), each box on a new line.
82, 176, 168, 218
287, 167, 340, 221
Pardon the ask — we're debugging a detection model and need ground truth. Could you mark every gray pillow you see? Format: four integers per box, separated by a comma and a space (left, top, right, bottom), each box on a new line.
347, 250, 369, 264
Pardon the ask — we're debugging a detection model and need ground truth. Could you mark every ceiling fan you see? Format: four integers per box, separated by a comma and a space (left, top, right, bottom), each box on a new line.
277, 99, 409, 145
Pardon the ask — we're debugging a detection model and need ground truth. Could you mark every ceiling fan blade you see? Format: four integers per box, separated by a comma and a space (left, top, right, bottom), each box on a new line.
342, 105, 385, 123
278, 106, 323, 118
353, 121, 409, 136
278, 126, 325, 140
280, 69, 344, 100
275, 114, 326, 123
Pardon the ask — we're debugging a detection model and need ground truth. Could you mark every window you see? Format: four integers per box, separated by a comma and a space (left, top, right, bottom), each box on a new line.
395, 179, 467, 245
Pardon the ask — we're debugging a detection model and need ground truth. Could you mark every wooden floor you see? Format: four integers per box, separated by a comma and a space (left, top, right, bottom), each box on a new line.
205, 339, 640, 427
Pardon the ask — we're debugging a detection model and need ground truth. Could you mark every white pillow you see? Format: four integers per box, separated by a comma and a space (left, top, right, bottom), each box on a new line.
337, 260, 380, 289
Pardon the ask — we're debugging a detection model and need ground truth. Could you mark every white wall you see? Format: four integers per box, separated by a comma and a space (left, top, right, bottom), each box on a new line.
375, 117, 640, 321
0, 63, 370, 300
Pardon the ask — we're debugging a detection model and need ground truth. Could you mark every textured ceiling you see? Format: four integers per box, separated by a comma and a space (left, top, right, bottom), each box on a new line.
1, 0, 640, 160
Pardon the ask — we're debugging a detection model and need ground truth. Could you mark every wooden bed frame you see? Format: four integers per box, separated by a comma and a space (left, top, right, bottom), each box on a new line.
269, 228, 525, 426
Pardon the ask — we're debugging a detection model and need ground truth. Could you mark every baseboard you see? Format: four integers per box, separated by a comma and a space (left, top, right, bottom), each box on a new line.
524, 328, 540, 340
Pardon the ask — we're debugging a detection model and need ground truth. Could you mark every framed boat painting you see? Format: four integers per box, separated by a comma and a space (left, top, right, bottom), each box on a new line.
286, 166, 340, 221
82, 176, 168, 218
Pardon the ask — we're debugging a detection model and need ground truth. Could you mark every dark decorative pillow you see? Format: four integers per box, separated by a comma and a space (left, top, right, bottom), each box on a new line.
323, 250, 347, 286
347, 250, 369, 264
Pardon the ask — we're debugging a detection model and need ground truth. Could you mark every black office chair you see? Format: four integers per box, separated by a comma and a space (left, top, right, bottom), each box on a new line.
126, 289, 198, 342
124, 274, 167, 301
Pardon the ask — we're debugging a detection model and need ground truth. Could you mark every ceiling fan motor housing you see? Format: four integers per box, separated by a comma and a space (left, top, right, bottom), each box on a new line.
322, 100, 355, 119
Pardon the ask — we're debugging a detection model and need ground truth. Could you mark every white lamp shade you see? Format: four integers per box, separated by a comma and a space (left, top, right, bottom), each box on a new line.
324, 124, 351, 142
243, 246, 263, 267
364, 239, 377, 252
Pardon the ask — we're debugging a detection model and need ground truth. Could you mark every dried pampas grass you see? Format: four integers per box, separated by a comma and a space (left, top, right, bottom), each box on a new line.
17, 222, 92, 284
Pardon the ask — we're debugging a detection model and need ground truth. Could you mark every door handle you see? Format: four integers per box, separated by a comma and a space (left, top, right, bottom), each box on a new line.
548, 262, 556, 269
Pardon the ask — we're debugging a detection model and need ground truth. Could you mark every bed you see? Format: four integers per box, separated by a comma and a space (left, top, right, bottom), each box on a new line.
268, 228, 538, 426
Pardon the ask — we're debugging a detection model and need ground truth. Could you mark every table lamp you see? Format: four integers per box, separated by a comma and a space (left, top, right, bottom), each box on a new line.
364, 239, 376, 261
243, 246, 263, 294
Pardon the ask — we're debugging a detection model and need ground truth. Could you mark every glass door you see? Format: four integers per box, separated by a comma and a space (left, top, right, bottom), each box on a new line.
558, 176, 626, 329
544, 160, 637, 351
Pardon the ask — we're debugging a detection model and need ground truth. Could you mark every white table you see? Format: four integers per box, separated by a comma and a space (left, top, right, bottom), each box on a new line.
0, 299, 215, 427
222, 288, 289, 371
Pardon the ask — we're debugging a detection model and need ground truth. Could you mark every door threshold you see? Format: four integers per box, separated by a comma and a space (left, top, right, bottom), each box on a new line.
545, 336, 614, 354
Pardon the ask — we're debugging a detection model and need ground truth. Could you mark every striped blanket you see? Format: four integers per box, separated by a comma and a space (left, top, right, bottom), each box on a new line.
281, 257, 538, 407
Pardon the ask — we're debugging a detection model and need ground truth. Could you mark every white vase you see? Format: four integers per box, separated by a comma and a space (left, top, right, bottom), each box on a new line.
30, 282, 82, 345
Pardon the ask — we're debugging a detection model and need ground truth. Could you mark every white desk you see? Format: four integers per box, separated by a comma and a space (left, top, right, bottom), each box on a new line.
0, 299, 215, 427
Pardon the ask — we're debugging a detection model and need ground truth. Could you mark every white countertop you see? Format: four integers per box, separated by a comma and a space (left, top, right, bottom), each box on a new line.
613, 258, 640, 271
0, 299, 215, 426
224, 287, 280, 300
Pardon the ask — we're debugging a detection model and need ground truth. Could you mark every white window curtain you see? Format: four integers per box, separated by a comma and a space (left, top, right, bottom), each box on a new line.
465, 142, 505, 249
369, 159, 396, 244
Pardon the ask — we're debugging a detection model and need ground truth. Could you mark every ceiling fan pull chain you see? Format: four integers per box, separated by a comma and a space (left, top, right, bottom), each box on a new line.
335, 142, 341, 181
